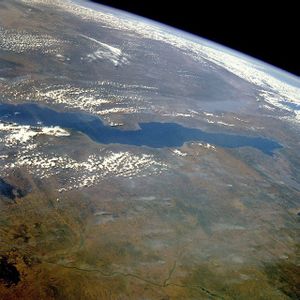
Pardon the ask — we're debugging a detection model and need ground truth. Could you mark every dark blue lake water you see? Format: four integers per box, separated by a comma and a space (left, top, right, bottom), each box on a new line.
0, 103, 282, 155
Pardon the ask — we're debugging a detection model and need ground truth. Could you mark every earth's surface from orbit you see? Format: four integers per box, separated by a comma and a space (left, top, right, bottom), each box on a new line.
0, 0, 299, 299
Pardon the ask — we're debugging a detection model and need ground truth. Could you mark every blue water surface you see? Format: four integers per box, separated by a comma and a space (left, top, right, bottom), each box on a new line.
0, 103, 282, 155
